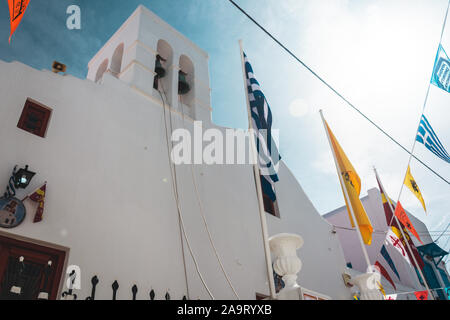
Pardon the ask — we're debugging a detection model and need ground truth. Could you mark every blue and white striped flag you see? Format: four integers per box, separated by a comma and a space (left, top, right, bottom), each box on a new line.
243, 52, 281, 201
416, 115, 450, 163
431, 45, 450, 93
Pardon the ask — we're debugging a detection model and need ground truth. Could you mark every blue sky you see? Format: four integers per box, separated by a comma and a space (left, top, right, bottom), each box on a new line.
1, 1, 449, 254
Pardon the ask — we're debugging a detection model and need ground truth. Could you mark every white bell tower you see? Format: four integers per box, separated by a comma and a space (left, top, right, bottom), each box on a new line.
86, 5, 212, 123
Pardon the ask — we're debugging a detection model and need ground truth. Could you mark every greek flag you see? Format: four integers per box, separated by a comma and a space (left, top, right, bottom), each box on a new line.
416, 115, 450, 163
431, 45, 450, 93
244, 52, 281, 201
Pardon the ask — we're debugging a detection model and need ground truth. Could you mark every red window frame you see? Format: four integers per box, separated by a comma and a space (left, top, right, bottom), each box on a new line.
17, 98, 52, 138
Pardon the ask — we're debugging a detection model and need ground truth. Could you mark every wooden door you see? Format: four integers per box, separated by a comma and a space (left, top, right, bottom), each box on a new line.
0, 234, 67, 300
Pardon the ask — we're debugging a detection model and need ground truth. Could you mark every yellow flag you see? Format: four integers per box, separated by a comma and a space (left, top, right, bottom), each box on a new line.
378, 282, 386, 296
325, 121, 373, 245
391, 226, 402, 239
404, 166, 426, 213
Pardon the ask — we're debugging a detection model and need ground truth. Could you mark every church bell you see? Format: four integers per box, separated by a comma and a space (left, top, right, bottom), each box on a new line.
154, 54, 166, 79
178, 70, 190, 95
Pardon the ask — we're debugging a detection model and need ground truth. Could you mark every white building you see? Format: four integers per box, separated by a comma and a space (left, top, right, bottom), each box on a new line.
324, 187, 450, 300
0, 5, 371, 300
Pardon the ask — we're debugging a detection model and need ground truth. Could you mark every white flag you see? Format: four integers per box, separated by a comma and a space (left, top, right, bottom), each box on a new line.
385, 294, 397, 300
385, 228, 411, 264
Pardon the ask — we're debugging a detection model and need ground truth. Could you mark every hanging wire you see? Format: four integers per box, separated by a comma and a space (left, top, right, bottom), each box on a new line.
386, 285, 449, 296
381, 4, 450, 292
177, 95, 241, 299
158, 76, 240, 299
394, 0, 450, 209
157, 86, 191, 299
227, 0, 449, 185
435, 223, 450, 242
228, 1, 450, 292
442, 236, 450, 263
333, 224, 450, 235
157, 82, 215, 299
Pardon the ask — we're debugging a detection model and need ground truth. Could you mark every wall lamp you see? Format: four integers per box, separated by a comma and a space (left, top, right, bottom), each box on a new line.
13, 165, 36, 189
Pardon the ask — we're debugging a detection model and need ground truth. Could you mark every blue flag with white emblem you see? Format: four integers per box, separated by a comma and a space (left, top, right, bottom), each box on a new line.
243, 52, 281, 201
416, 115, 450, 163
431, 45, 450, 92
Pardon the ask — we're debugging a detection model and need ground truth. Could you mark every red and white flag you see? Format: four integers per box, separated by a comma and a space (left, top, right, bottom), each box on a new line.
386, 227, 411, 264
385, 294, 397, 300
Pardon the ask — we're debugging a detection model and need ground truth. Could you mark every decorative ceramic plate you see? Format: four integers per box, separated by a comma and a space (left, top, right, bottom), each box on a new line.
0, 197, 26, 228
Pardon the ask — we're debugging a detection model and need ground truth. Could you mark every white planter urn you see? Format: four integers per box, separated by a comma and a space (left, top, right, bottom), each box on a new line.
269, 233, 304, 300
349, 273, 384, 300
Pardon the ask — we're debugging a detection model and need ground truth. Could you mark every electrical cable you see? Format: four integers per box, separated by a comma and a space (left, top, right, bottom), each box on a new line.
381, 5, 450, 295
393, 0, 450, 224
227, 0, 449, 185
435, 223, 450, 242
157, 80, 215, 299
386, 285, 449, 297
158, 86, 191, 299
160, 78, 240, 299
227, 4, 450, 289
333, 225, 450, 235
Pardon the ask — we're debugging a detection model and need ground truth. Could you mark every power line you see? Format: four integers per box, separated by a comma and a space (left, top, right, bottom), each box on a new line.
435, 223, 450, 242
158, 85, 214, 299
441, 237, 450, 263
333, 225, 450, 235
228, 0, 449, 185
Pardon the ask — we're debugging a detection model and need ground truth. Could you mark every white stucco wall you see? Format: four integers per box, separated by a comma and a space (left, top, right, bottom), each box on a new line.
0, 5, 353, 300
0, 60, 353, 300
0, 61, 265, 300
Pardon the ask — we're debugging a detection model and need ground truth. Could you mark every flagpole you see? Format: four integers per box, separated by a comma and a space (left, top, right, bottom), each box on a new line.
395, 0, 450, 208
373, 168, 434, 300
319, 110, 371, 270
387, 1, 450, 299
238, 40, 277, 300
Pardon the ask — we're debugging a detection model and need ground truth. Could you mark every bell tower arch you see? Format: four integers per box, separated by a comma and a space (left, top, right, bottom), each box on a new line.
86, 5, 212, 123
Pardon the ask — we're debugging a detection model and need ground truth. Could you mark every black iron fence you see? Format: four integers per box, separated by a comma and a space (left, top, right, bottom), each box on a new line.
0, 256, 188, 300
61, 272, 188, 300
75, 275, 187, 300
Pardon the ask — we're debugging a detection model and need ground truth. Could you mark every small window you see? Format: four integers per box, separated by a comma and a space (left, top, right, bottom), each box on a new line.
263, 193, 277, 216
260, 175, 280, 218
256, 293, 269, 300
346, 262, 353, 269
17, 98, 52, 138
